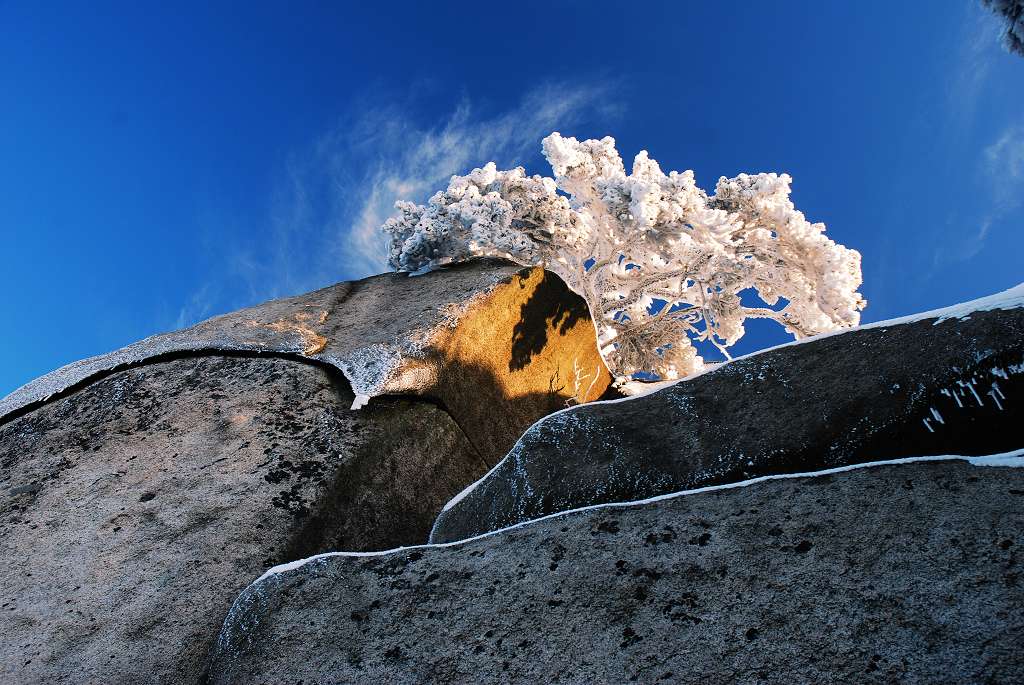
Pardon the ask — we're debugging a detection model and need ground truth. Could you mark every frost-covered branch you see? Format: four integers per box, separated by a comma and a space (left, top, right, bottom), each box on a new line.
382, 133, 866, 392
983, 0, 1024, 55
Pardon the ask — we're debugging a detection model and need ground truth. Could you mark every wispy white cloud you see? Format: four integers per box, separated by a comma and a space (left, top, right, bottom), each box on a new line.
967, 122, 1024, 255
343, 84, 619, 276
948, 6, 1002, 126
257, 82, 619, 295
932, 4, 1021, 267
951, 122, 1024, 262
984, 124, 1024, 202
173, 282, 216, 330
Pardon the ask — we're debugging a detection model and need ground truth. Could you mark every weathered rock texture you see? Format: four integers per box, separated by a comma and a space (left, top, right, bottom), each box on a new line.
0, 259, 610, 684
0, 258, 610, 465
209, 460, 1024, 684
0, 356, 484, 684
432, 293, 1024, 543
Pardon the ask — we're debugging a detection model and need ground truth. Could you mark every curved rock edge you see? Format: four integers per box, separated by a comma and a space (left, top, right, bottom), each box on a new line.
0, 263, 518, 427
229, 447, 1023, 611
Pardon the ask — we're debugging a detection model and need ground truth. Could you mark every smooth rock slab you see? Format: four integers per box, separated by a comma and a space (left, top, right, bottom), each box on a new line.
209, 460, 1024, 684
431, 287, 1024, 543
0, 356, 484, 684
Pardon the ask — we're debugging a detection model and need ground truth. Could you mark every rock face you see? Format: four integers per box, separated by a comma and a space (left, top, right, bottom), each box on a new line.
431, 287, 1024, 543
0, 356, 484, 684
0, 258, 610, 465
0, 260, 610, 684
209, 459, 1024, 684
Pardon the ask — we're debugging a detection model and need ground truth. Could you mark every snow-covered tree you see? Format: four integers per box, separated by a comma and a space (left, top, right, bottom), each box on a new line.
383, 133, 866, 392
983, 0, 1024, 55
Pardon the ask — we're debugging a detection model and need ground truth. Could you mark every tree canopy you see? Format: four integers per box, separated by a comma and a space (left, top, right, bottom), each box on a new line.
383, 133, 866, 391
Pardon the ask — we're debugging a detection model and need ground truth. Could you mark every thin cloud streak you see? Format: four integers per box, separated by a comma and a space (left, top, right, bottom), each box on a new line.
343, 85, 618, 276
949, 8, 1000, 127
930, 4, 1019, 268
953, 122, 1024, 262
975, 123, 1024, 251
985, 124, 1024, 202
272, 83, 619, 293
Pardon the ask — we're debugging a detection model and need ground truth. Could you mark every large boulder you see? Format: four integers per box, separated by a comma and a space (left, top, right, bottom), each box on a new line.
431, 284, 1024, 543
208, 457, 1024, 684
0, 258, 610, 465
0, 260, 609, 684
1, 356, 482, 684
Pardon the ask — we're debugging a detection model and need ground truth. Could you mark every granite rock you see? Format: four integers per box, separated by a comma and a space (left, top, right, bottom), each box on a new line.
209, 459, 1024, 684
1, 356, 487, 683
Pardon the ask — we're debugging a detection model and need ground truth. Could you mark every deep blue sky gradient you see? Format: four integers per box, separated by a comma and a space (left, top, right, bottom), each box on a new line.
2, 1, 1022, 394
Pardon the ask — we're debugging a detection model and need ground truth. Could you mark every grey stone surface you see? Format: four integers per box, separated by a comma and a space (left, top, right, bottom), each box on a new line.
209, 460, 1024, 684
432, 305, 1024, 544
0, 355, 486, 684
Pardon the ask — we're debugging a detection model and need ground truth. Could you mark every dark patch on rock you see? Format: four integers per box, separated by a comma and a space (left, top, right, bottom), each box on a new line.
509, 270, 589, 372
688, 532, 711, 546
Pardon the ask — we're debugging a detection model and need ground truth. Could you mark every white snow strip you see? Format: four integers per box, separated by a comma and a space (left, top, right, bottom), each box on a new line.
254, 448, 1024, 586
922, 418, 934, 432
970, 452, 1023, 467
992, 382, 1006, 400
960, 380, 984, 407
929, 407, 944, 425
350, 394, 370, 411
442, 469, 496, 514
617, 378, 680, 397
407, 264, 436, 277
989, 387, 1005, 411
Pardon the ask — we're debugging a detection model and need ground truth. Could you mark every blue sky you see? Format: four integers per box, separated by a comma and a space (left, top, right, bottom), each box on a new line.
2, 1, 1022, 395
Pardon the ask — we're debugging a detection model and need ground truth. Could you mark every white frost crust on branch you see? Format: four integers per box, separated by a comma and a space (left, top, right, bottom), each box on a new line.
383, 133, 866, 390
